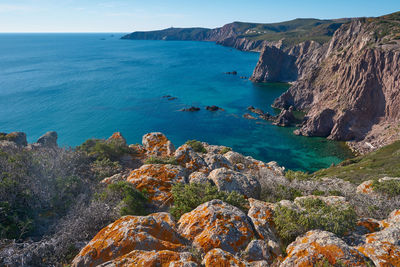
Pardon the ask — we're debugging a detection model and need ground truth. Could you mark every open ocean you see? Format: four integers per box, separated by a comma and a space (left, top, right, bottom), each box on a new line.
0, 33, 352, 171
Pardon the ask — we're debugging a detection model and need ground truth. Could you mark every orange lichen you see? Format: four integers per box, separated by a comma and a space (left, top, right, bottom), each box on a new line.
142, 132, 175, 157
357, 242, 400, 266
72, 214, 185, 267
106, 250, 196, 267
357, 218, 381, 233
202, 248, 247, 267
126, 164, 184, 206
178, 200, 254, 254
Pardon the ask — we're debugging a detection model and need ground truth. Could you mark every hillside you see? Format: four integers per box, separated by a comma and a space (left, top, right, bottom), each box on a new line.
1, 131, 400, 266
251, 11, 400, 154
122, 18, 350, 51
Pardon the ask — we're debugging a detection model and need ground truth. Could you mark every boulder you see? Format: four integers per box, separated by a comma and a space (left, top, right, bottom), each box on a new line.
126, 164, 186, 207
142, 132, 175, 157
188, 172, 210, 184
356, 210, 400, 266
202, 248, 248, 267
243, 113, 258, 120
36, 131, 58, 147
99, 250, 197, 267
247, 199, 281, 257
0, 132, 27, 146
72, 213, 186, 267
208, 168, 261, 198
244, 240, 271, 263
203, 153, 232, 171
356, 180, 374, 194
107, 132, 127, 145
174, 144, 209, 173
281, 230, 368, 266
100, 172, 126, 185
177, 200, 255, 254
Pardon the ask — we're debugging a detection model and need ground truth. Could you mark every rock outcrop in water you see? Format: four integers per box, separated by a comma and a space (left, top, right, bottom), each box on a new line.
252, 12, 400, 154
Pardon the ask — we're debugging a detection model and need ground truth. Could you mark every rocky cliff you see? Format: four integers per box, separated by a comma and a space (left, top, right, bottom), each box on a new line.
122, 19, 348, 52
253, 12, 400, 154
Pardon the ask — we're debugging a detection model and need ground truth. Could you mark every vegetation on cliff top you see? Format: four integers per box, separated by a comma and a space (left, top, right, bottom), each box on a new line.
313, 140, 400, 184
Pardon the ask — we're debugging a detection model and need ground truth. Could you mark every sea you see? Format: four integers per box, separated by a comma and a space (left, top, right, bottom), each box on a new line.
0, 33, 353, 172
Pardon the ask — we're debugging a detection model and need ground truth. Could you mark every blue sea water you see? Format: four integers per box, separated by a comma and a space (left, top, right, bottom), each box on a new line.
0, 33, 352, 172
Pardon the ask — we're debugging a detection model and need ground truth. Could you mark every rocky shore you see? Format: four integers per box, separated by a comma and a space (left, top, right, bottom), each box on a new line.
1, 131, 400, 266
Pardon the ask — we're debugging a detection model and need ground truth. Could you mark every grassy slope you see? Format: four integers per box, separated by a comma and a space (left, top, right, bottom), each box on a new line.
313, 141, 400, 184
123, 18, 351, 46
235, 18, 349, 45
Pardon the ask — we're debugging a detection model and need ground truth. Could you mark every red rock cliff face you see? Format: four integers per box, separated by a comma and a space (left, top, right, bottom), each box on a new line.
267, 16, 400, 153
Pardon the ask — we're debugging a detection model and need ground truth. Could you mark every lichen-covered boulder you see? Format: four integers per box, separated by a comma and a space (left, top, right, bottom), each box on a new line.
107, 132, 127, 145
224, 151, 252, 168
294, 195, 349, 208
201, 248, 249, 267
357, 212, 400, 267
72, 213, 186, 267
281, 230, 368, 266
208, 168, 261, 198
203, 153, 233, 171
188, 172, 210, 184
177, 200, 255, 254
247, 199, 281, 257
126, 164, 186, 207
174, 144, 209, 173
244, 240, 271, 263
142, 132, 175, 157
356, 180, 374, 194
99, 250, 197, 267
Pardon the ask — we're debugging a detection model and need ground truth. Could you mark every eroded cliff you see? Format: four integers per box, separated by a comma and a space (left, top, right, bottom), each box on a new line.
254, 13, 400, 154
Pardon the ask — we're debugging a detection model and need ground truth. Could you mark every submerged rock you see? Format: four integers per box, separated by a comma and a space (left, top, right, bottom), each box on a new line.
180, 106, 201, 112
205, 105, 223, 111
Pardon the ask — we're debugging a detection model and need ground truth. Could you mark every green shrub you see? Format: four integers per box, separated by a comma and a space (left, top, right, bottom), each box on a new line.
91, 158, 123, 180
170, 182, 247, 219
185, 140, 207, 153
219, 147, 232, 154
328, 190, 343, 196
312, 190, 325, 196
144, 156, 178, 165
285, 170, 310, 181
273, 198, 357, 245
77, 139, 131, 161
97, 181, 148, 216
261, 185, 303, 203
372, 179, 400, 197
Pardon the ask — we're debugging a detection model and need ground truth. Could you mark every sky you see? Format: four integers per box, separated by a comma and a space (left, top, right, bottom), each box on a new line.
0, 0, 399, 33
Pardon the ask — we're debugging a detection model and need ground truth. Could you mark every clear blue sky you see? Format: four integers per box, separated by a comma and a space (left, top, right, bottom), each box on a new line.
0, 0, 399, 32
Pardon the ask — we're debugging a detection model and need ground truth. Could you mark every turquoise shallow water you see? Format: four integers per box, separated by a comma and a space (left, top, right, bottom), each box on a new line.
0, 33, 352, 172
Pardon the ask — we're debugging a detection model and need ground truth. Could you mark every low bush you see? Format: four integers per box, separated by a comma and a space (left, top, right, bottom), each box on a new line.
273, 198, 357, 245
91, 158, 123, 180
285, 170, 310, 181
77, 138, 131, 161
185, 140, 207, 153
96, 181, 148, 216
261, 184, 303, 203
144, 156, 178, 165
170, 182, 247, 219
372, 179, 400, 197
219, 147, 232, 154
